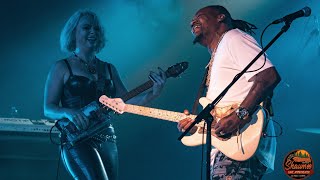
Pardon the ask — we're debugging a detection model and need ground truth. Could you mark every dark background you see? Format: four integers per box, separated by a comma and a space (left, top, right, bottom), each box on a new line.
0, 0, 319, 179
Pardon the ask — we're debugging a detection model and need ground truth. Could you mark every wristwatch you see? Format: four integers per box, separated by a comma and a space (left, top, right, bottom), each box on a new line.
235, 107, 250, 120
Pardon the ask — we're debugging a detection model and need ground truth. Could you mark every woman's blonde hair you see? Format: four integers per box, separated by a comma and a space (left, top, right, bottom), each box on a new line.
60, 9, 106, 53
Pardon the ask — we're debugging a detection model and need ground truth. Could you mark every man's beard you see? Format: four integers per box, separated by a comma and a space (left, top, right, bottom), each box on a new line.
192, 34, 203, 45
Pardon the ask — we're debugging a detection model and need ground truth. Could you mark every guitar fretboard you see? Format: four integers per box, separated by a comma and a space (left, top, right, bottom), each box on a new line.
124, 104, 197, 123
121, 80, 154, 102
121, 71, 170, 102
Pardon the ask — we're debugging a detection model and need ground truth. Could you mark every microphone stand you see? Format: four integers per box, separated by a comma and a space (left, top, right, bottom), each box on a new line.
178, 21, 292, 180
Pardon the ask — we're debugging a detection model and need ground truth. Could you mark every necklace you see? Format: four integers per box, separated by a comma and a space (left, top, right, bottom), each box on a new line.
205, 30, 229, 86
73, 52, 97, 74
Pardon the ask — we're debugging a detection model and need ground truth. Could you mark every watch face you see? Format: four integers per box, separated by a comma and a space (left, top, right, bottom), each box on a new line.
237, 107, 249, 120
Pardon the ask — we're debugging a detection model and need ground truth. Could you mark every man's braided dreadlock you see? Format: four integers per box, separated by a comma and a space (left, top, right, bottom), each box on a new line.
206, 5, 257, 35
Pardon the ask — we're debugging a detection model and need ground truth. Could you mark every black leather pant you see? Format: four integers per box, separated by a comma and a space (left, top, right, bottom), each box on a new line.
61, 141, 118, 180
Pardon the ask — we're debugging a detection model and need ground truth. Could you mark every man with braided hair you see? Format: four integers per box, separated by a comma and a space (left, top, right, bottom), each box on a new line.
177, 5, 281, 179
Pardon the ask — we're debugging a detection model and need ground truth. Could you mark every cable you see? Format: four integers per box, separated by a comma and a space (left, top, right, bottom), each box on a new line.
230, 23, 272, 81
49, 120, 67, 180
49, 120, 62, 145
242, 23, 272, 74
261, 106, 283, 138
260, 23, 273, 50
55, 144, 63, 180
263, 118, 283, 138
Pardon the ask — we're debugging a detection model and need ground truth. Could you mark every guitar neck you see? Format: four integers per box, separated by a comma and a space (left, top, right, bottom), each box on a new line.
121, 72, 170, 102
124, 104, 197, 123
121, 80, 153, 102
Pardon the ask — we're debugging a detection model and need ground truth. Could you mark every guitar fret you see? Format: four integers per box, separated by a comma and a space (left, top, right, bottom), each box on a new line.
122, 81, 153, 102
99, 95, 203, 126
125, 104, 191, 122
100, 95, 264, 161
121, 69, 179, 102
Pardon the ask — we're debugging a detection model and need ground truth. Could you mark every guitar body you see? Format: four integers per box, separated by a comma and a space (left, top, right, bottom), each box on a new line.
99, 95, 264, 161
181, 97, 265, 161
55, 101, 111, 146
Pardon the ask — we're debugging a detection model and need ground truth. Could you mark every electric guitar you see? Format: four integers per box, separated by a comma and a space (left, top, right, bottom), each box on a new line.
99, 95, 265, 161
55, 62, 189, 146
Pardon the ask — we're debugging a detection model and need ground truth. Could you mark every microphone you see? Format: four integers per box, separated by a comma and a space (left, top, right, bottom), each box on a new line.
272, 6, 311, 24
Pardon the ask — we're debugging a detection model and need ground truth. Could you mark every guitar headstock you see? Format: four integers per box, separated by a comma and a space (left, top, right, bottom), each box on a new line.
165, 61, 189, 78
99, 95, 126, 114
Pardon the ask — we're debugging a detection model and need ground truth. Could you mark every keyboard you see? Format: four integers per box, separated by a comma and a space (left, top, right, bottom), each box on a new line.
0, 118, 59, 134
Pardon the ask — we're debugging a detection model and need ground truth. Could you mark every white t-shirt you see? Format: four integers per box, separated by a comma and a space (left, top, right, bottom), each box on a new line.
207, 29, 276, 173
206, 29, 273, 105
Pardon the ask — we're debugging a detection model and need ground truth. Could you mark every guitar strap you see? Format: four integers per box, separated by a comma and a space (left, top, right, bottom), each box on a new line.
96, 60, 116, 100
191, 67, 209, 114
96, 60, 107, 98
263, 93, 274, 117
96, 61, 113, 98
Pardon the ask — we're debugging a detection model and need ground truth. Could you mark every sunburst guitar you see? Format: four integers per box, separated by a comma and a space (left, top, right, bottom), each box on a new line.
99, 95, 266, 161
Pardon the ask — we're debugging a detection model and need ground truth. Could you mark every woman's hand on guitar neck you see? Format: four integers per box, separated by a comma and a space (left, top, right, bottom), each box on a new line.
177, 109, 197, 134
65, 109, 90, 130
149, 67, 167, 97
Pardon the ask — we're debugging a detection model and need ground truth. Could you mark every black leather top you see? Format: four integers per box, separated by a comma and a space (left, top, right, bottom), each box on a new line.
61, 59, 116, 109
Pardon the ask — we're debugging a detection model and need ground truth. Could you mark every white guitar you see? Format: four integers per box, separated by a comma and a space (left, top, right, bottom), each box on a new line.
99, 95, 266, 161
